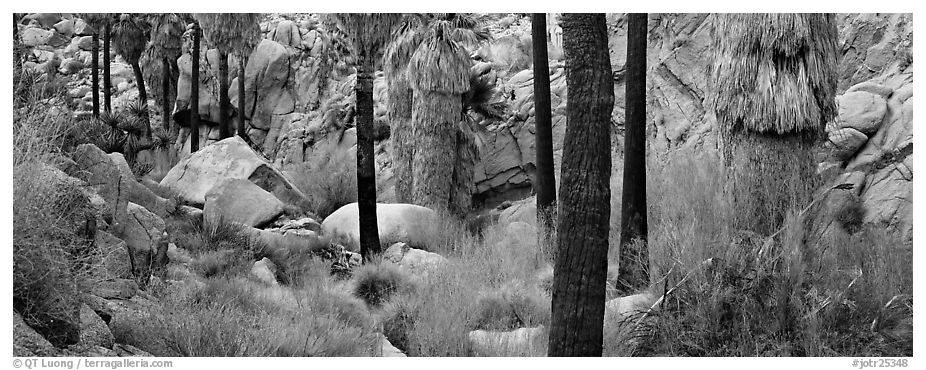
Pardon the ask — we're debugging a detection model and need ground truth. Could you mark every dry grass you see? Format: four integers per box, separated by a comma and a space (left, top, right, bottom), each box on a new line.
608, 151, 913, 357
289, 150, 357, 219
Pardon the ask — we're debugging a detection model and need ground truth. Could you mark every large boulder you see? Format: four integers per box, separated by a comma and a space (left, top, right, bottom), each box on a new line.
160, 136, 309, 206
243, 39, 295, 131
322, 203, 440, 252
837, 90, 889, 135
204, 178, 285, 228
20, 27, 55, 47
71, 144, 172, 220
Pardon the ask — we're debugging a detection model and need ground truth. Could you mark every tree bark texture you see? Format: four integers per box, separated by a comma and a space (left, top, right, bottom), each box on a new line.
532, 13, 558, 244
356, 55, 382, 262
189, 24, 200, 153
548, 13, 614, 357
618, 13, 650, 293
218, 50, 230, 139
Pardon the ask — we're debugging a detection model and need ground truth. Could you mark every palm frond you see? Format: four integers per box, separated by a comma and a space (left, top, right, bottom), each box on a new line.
111, 13, 150, 64
709, 14, 838, 136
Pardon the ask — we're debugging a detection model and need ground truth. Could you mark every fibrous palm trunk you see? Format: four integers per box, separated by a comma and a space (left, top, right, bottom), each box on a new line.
532, 13, 557, 253
103, 23, 112, 113
388, 72, 415, 203
617, 13, 649, 293
91, 33, 100, 118
237, 57, 247, 139
356, 54, 382, 262
189, 24, 200, 153
218, 50, 230, 139
548, 13, 614, 357
411, 92, 460, 212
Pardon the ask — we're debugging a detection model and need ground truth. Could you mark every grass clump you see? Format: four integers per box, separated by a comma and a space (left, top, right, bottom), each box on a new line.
352, 262, 415, 307
290, 150, 357, 219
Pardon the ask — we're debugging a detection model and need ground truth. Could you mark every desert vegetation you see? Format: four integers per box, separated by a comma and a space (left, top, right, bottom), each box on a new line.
12, 12, 913, 358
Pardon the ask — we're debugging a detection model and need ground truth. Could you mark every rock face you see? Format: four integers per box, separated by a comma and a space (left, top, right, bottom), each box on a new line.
322, 203, 440, 252
204, 178, 285, 228
251, 258, 280, 286
159, 136, 308, 206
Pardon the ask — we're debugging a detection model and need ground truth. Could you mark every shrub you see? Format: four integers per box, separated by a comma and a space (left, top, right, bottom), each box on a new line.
352, 263, 415, 307
156, 277, 378, 356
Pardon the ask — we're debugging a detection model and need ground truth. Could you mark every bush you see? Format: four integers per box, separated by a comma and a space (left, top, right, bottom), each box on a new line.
613, 152, 914, 357
12, 72, 103, 347
156, 276, 378, 356
352, 263, 415, 307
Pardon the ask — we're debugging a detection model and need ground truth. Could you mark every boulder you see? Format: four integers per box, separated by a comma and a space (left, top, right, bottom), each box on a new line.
322, 203, 440, 252
160, 136, 309, 206
204, 178, 285, 228
95, 230, 133, 279
53, 19, 75, 37
269, 19, 303, 48
80, 293, 114, 324
74, 304, 114, 350
467, 326, 546, 356
828, 127, 869, 160
604, 293, 657, 322
59, 58, 84, 75
13, 311, 60, 356
28, 13, 62, 28
244, 226, 328, 254
20, 27, 55, 46
497, 197, 538, 227
251, 258, 279, 286
77, 35, 95, 51
243, 39, 295, 130
837, 90, 888, 135
505, 221, 537, 240
382, 242, 448, 277
122, 202, 166, 284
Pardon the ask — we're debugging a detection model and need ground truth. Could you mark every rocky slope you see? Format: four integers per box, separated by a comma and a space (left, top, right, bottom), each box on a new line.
20, 12, 912, 239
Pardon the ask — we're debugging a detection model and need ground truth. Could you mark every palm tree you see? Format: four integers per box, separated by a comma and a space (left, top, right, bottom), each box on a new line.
193, 13, 262, 140
406, 20, 474, 214
548, 13, 614, 357
189, 21, 201, 153
383, 17, 426, 204
81, 14, 113, 115
617, 13, 649, 293
710, 14, 838, 235
328, 14, 403, 262
112, 13, 151, 135
147, 13, 185, 139
385, 14, 489, 215
531, 13, 557, 244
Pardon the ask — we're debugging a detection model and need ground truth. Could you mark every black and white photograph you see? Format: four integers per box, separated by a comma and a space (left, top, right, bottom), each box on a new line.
6, 3, 916, 365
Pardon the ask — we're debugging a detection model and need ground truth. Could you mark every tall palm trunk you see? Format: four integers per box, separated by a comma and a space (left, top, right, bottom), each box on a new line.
91, 33, 100, 118
161, 57, 171, 134
189, 23, 201, 153
548, 13, 613, 357
531, 13, 557, 244
218, 51, 230, 139
411, 92, 459, 211
103, 22, 112, 113
131, 60, 150, 137
617, 13, 649, 293
237, 57, 247, 139
356, 54, 382, 262
388, 73, 415, 203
